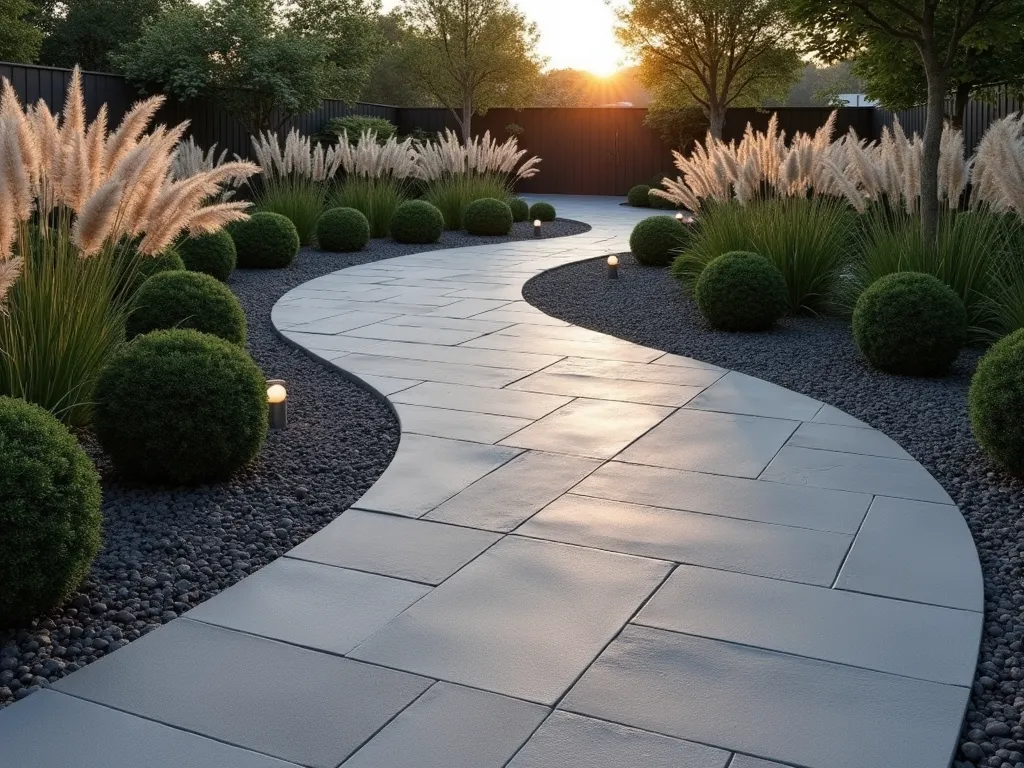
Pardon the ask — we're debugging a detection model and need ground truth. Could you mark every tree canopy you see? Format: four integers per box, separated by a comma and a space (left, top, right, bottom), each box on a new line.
0, 0, 43, 63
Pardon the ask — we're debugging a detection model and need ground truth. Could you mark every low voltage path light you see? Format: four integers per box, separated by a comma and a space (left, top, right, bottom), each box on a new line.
533, 219, 542, 238
267, 379, 288, 429
675, 212, 685, 221
607, 255, 619, 279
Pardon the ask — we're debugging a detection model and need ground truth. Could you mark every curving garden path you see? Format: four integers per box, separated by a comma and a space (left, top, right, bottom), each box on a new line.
0, 196, 983, 768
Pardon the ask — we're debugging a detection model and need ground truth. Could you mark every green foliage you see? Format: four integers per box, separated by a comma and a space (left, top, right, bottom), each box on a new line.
423, 175, 511, 230
94, 329, 268, 485
969, 329, 1024, 475
642, 104, 709, 149
672, 197, 855, 314
509, 198, 530, 222
359, 9, 433, 106
694, 250, 789, 331
463, 198, 514, 236
232, 212, 301, 269
852, 272, 967, 376
127, 271, 247, 346
254, 176, 325, 246
316, 207, 371, 252
0, 396, 102, 628
178, 230, 236, 282
0, 0, 43, 62
390, 200, 444, 243
630, 216, 690, 266
534, 68, 600, 106
330, 177, 406, 238
36, 0, 168, 71
529, 201, 556, 222
628, 185, 652, 207
648, 191, 678, 210
125, 247, 185, 296
314, 115, 398, 146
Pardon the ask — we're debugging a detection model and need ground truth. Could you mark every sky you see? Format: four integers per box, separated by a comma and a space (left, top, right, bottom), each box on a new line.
379, 0, 629, 76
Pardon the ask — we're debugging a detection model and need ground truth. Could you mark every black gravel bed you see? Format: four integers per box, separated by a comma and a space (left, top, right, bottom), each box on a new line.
524, 251, 1024, 768
0, 218, 590, 709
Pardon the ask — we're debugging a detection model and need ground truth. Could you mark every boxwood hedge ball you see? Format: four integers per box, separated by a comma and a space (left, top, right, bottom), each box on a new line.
529, 201, 556, 222
0, 396, 102, 627
970, 329, 1024, 475
629, 215, 689, 267
178, 230, 237, 282
464, 198, 514, 236
627, 184, 652, 207
316, 207, 371, 252
231, 212, 300, 268
509, 198, 530, 222
390, 200, 444, 244
694, 250, 788, 331
649, 191, 677, 210
852, 272, 966, 376
127, 247, 184, 295
93, 329, 268, 485
127, 270, 246, 346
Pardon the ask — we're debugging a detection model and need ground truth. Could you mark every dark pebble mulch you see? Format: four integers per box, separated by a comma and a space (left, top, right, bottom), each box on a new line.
523, 250, 1024, 768
0, 218, 591, 708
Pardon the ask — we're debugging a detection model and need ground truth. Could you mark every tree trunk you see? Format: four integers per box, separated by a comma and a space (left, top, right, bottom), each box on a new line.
708, 107, 725, 141
920, 66, 948, 243
461, 101, 473, 142
951, 81, 972, 130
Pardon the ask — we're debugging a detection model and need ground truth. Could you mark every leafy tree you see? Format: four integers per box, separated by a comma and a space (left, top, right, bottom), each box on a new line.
774, 62, 863, 106
360, 10, 434, 105
398, 0, 544, 140
644, 103, 709, 150
615, 0, 802, 139
534, 69, 598, 107
0, 0, 43, 62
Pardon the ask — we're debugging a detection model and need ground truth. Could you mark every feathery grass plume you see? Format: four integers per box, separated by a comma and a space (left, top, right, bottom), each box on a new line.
415, 129, 541, 182
104, 95, 165, 175
172, 137, 244, 202
972, 114, 1024, 214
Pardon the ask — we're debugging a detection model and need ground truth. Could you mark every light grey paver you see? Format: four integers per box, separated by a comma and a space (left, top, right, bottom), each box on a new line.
55, 619, 432, 768
392, 381, 571, 419
0, 690, 298, 768
810, 403, 869, 428
354, 434, 521, 517
836, 495, 984, 610
685, 371, 822, 420
341, 682, 547, 768
461, 332, 662, 363
336, 353, 527, 387
350, 536, 671, 704
729, 758, 795, 768
427, 450, 602, 531
287, 509, 500, 585
395, 403, 533, 443
786, 421, 911, 459
562, 625, 967, 768
649, 352, 728, 371
516, 495, 851, 585
507, 371, 705, 406
635, 564, 980, 685
382, 314, 514, 333
507, 710, 729, 768
282, 310, 400, 335
341, 323, 485, 345
424, 298, 512, 318
617, 408, 798, 478
356, 374, 422, 396
572, 461, 869, 533
185, 557, 431, 655
761, 445, 952, 503
542, 356, 725, 386
470, 307, 573, 326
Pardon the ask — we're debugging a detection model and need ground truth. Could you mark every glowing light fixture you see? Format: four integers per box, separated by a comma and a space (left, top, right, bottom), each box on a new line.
267, 379, 288, 429
675, 212, 684, 221
533, 219, 542, 238
607, 254, 619, 279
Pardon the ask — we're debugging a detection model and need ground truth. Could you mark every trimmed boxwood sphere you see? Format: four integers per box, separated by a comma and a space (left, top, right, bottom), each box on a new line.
694, 250, 788, 331
317, 207, 370, 252
649, 191, 677, 210
852, 272, 967, 376
529, 201, 556, 222
128, 247, 184, 295
970, 329, 1024, 475
629, 215, 690, 267
178, 230, 237, 282
464, 198, 514, 236
127, 270, 246, 346
0, 396, 102, 627
390, 200, 444, 244
93, 329, 268, 485
509, 198, 530, 222
231, 212, 300, 268
627, 184, 652, 207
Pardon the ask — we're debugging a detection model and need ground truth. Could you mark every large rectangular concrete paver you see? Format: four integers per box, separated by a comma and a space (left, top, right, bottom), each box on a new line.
0, 690, 298, 768
340, 323, 484, 345
729, 758, 795, 768
786, 421, 912, 459
354, 434, 521, 517
461, 333, 662, 363
500, 398, 672, 459
426, 451, 602, 531
561, 625, 967, 768
337, 354, 527, 388
684, 371, 822, 420
287, 509, 500, 585
54, 619, 432, 768
184, 557, 431, 655
573, 461, 869, 534
470, 308, 573, 326
810, 403, 868, 428
507, 711, 729, 768
516, 495, 850, 586
395, 403, 533, 443
836, 496, 984, 611
349, 536, 672, 704
617, 409, 798, 478
392, 381, 571, 418
761, 445, 952, 504
507, 371, 705, 407
542, 357, 725, 387
340, 682, 547, 768
635, 564, 980, 686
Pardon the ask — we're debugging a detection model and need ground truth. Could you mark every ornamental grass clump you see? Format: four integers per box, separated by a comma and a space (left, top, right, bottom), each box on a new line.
330, 129, 419, 237
694, 251, 789, 332
969, 329, 1024, 476
127, 270, 246, 345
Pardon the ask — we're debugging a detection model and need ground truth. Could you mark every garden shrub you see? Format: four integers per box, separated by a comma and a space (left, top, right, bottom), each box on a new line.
649, 191, 677, 210
530, 201, 556, 222
694, 250, 789, 331
629, 216, 690, 267
316, 207, 371, 252
231, 212, 300, 269
313, 115, 397, 146
464, 198, 514, 236
852, 272, 967, 376
390, 200, 444, 243
127, 271, 247, 346
0, 396, 102, 627
970, 329, 1024, 475
628, 184, 652, 207
253, 177, 324, 246
93, 329, 268, 485
131, 247, 184, 294
178, 230, 236, 282
330, 178, 405, 239
423, 175, 510, 230
509, 198, 530, 222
